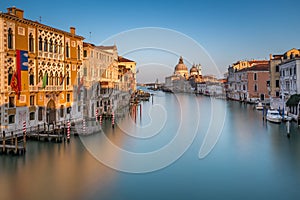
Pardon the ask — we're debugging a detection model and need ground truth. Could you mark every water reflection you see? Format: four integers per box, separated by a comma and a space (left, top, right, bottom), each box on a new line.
1, 93, 300, 199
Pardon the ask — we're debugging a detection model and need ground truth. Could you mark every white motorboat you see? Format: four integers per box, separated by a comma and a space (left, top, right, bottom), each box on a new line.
255, 102, 264, 110
266, 109, 282, 123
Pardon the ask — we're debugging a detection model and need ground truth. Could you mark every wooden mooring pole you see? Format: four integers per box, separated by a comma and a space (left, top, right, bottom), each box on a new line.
23, 129, 26, 151
14, 135, 18, 154
37, 124, 40, 140
2, 131, 6, 152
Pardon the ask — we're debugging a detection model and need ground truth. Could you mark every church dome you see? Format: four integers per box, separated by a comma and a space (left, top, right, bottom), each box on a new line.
175, 56, 188, 72
190, 65, 199, 74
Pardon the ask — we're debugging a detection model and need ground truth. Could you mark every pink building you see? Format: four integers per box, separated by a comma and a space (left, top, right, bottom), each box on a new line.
233, 64, 270, 102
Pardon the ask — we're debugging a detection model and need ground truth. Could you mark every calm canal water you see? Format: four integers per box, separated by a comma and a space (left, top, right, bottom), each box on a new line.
1, 92, 300, 200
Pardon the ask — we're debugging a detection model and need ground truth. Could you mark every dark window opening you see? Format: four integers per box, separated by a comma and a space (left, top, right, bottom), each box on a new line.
67, 107, 71, 114
49, 39, 53, 53
39, 36, 43, 51
29, 69, 34, 85
9, 96, 15, 108
30, 95, 35, 106
276, 80, 279, 88
60, 105, 64, 118
8, 115, 15, 124
44, 39, 48, 52
8, 67, 13, 85
66, 43, 69, 58
30, 112, 35, 121
77, 45, 80, 60
38, 107, 43, 121
29, 33, 34, 52
8, 28, 13, 49
254, 73, 257, 81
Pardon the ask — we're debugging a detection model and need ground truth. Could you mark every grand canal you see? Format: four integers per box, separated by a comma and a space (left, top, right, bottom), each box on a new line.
1, 92, 300, 200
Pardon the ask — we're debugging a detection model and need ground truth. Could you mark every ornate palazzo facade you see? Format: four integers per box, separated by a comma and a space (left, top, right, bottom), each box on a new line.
0, 7, 84, 132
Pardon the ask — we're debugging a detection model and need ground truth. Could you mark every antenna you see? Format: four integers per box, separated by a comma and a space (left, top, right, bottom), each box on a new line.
89, 32, 92, 41
39, 16, 42, 23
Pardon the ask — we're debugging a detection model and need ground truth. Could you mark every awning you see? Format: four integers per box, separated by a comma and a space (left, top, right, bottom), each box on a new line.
286, 94, 300, 107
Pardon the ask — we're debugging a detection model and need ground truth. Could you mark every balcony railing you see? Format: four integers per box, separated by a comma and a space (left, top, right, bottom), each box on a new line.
29, 86, 39, 92
37, 51, 64, 60
66, 85, 73, 91
45, 85, 64, 91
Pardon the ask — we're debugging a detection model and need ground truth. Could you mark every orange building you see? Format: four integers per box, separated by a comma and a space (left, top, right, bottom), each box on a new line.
0, 7, 84, 132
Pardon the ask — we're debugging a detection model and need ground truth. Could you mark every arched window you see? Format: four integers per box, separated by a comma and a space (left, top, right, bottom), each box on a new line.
66, 72, 70, 85
45, 72, 48, 86
39, 36, 43, 51
8, 67, 13, 85
29, 69, 34, 85
58, 42, 62, 54
77, 45, 80, 60
49, 39, 53, 53
29, 33, 34, 52
49, 71, 53, 85
44, 38, 48, 52
254, 73, 257, 81
55, 72, 58, 85
60, 105, 64, 118
59, 72, 63, 85
254, 84, 257, 92
38, 70, 43, 83
54, 41, 57, 53
8, 28, 13, 49
66, 42, 69, 58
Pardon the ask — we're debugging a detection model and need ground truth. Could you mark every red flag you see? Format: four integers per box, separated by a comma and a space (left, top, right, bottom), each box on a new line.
16, 50, 22, 91
10, 71, 19, 97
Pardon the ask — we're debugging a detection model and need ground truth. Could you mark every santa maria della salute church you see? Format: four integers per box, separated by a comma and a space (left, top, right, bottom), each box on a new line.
165, 56, 203, 93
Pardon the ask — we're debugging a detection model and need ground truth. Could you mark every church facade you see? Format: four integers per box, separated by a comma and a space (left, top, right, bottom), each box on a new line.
165, 56, 202, 93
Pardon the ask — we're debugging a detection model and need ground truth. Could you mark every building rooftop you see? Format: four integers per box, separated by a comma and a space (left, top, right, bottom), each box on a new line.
0, 7, 84, 39
118, 56, 135, 63
237, 64, 269, 72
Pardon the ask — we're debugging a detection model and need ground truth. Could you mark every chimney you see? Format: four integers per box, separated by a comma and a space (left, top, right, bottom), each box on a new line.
7, 7, 24, 19
15, 8, 24, 19
70, 27, 76, 35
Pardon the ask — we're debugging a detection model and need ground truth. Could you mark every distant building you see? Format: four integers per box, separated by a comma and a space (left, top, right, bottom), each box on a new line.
165, 56, 202, 93
81, 43, 118, 119
81, 43, 137, 119
232, 60, 269, 71
279, 58, 300, 96
188, 64, 202, 89
269, 48, 300, 110
278, 56, 300, 117
118, 56, 137, 92
197, 81, 225, 97
227, 61, 269, 102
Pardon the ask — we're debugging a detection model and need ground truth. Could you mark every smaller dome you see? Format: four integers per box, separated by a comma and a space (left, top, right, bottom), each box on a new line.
190, 66, 198, 73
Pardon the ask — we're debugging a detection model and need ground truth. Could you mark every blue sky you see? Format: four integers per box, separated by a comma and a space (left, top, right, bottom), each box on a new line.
1, 0, 300, 82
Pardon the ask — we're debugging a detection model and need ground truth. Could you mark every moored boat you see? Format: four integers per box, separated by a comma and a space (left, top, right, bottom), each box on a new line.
255, 102, 264, 110
266, 109, 282, 123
